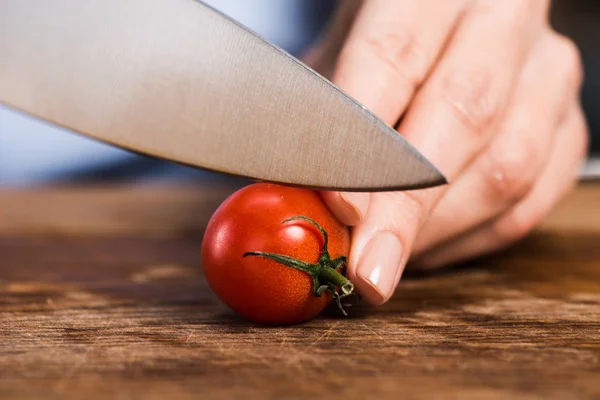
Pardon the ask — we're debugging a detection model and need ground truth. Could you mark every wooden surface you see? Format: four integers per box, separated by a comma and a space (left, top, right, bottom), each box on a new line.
1, 182, 599, 399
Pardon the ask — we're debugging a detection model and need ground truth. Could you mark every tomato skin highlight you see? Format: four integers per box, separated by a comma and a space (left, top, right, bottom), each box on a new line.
201, 183, 350, 325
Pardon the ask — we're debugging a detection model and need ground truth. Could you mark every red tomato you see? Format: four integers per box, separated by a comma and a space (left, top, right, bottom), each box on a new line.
201, 183, 352, 325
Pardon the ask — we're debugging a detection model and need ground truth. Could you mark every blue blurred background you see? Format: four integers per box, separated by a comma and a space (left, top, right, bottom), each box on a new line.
1, 0, 598, 186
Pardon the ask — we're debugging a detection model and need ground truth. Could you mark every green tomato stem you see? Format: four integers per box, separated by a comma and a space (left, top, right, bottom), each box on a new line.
242, 215, 355, 316
319, 266, 354, 296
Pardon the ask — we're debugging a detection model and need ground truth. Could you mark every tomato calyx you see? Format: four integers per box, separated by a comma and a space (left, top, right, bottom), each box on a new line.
243, 216, 355, 316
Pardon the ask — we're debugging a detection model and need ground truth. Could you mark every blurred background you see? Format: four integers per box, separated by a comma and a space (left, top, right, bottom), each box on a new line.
0, 0, 598, 187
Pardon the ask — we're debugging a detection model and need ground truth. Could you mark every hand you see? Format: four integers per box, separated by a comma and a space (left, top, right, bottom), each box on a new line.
303, 0, 589, 305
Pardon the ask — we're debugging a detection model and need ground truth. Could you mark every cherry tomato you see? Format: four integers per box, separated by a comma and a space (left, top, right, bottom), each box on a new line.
201, 183, 352, 325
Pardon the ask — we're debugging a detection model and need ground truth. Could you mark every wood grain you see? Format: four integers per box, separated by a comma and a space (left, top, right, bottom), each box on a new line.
1, 182, 599, 399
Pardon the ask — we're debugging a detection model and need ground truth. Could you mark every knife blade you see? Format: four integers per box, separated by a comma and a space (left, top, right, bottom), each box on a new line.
0, 0, 446, 192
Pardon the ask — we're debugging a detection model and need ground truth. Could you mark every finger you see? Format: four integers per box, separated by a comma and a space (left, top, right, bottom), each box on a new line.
319, 190, 370, 227
413, 31, 584, 255
412, 104, 589, 269
320, 0, 467, 226
399, 0, 549, 181
332, 0, 467, 125
346, 1, 551, 305
322, 0, 547, 227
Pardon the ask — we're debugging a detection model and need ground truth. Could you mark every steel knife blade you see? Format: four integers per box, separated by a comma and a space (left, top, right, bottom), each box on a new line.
0, 0, 446, 191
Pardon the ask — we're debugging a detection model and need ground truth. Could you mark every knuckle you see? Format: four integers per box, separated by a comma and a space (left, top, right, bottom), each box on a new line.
482, 140, 537, 203
514, 0, 551, 20
493, 209, 536, 244
580, 124, 591, 157
551, 33, 584, 88
438, 69, 501, 135
381, 190, 430, 232
358, 30, 429, 87
573, 110, 590, 157
467, 1, 496, 16
470, 0, 548, 27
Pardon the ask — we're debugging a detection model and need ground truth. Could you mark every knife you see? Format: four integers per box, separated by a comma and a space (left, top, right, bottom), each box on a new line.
0, 0, 446, 192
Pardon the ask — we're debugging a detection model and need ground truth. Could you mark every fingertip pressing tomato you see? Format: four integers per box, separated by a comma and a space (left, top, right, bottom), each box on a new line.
201, 183, 353, 325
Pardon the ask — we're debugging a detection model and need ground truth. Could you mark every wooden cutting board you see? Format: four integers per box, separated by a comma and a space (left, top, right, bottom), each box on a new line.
1, 182, 599, 400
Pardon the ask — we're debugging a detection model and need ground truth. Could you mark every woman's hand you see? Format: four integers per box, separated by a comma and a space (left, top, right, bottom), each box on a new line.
304, 0, 589, 305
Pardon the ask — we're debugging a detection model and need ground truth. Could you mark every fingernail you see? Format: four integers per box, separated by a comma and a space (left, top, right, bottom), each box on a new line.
356, 231, 403, 305
338, 192, 369, 224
